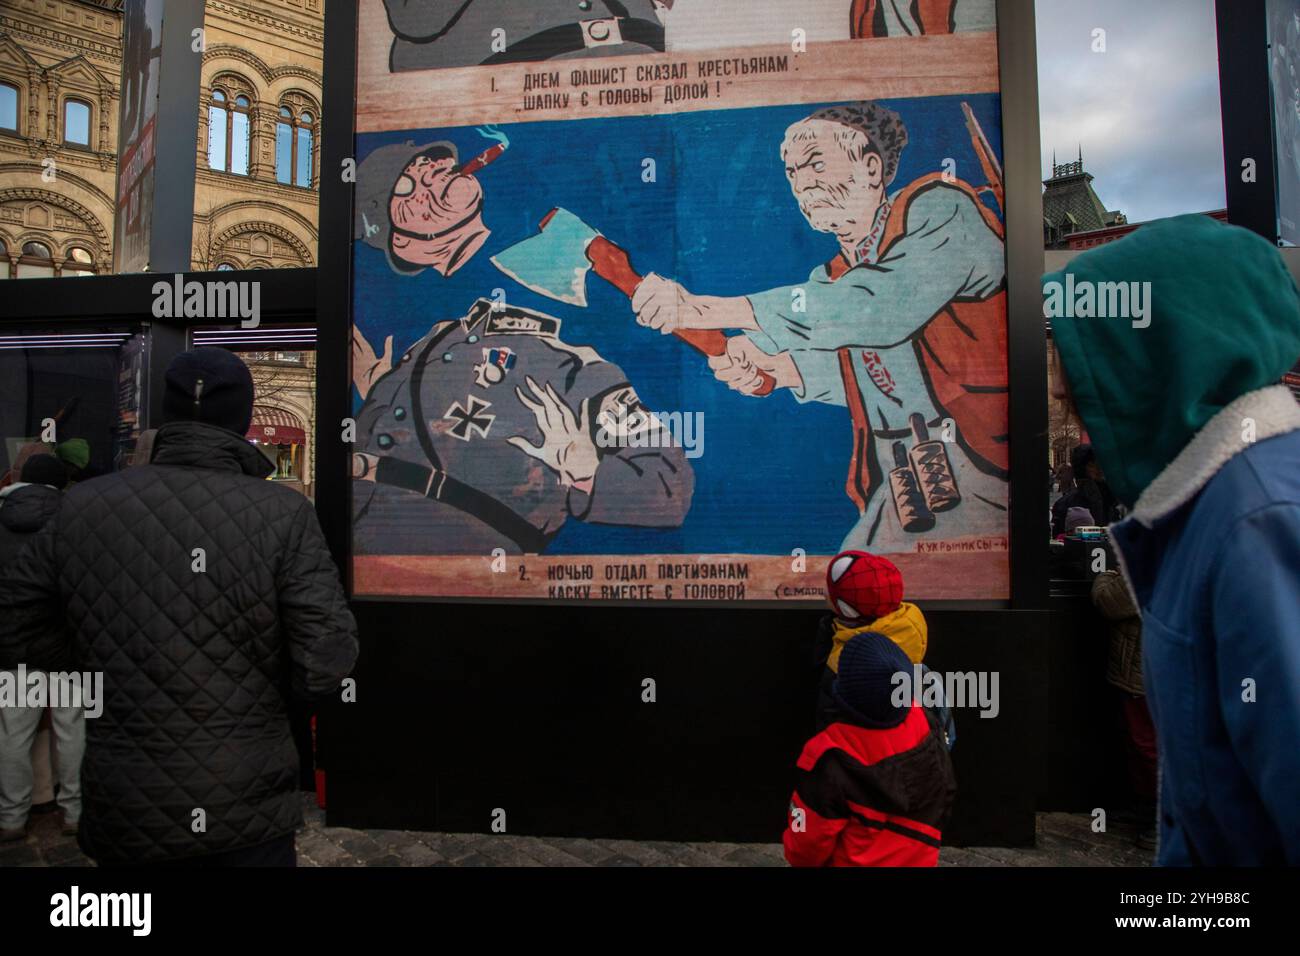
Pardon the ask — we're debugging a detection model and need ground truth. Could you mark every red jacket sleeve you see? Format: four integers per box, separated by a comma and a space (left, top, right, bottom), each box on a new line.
783, 790, 848, 867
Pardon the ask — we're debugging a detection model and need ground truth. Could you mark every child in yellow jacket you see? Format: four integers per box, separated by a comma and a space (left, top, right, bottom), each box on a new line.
814, 550, 944, 740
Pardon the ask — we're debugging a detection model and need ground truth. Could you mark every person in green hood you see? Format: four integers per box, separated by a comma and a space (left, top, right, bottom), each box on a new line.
1045, 213, 1300, 866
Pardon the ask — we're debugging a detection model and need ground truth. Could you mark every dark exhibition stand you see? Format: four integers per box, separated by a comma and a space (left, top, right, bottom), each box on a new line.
0, 0, 1275, 849
310, 0, 1087, 849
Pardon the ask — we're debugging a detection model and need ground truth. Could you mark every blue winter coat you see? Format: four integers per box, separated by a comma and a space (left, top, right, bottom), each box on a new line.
1048, 215, 1300, 866
1109, 392, 1300, 865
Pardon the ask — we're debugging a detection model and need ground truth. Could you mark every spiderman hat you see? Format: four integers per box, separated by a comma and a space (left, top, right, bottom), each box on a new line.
825, 550, 904, 624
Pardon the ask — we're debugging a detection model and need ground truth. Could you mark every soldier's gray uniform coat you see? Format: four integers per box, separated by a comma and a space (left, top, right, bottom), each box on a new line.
385, 0, 666, 72
353, 299, 693, 554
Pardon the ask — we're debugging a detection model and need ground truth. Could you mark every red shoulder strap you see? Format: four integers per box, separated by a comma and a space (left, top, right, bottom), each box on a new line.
850, 0, 877, 37
918, 0, 956, 34
851, 0, 955, 36
881, 172, 1004, 254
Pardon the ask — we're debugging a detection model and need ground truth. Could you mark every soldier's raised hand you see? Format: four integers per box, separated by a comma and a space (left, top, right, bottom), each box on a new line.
507, 376, 599, 493
351, 327, 393, 401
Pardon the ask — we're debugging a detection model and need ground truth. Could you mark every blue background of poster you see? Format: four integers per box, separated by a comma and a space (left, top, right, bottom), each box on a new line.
352, 93, 1004, 555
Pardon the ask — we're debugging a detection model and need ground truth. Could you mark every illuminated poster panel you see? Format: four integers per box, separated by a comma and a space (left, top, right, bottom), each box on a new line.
350, 0, 1010, 602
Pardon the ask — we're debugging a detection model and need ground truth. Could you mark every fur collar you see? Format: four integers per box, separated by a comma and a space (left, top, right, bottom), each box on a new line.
1131, 385, 1300, 528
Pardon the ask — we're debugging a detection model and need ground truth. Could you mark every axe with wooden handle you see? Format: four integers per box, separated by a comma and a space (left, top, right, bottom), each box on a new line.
491, 207, 776, 396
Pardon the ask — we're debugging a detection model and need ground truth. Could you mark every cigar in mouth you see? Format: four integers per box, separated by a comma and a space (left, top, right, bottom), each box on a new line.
457, 142, 508, 176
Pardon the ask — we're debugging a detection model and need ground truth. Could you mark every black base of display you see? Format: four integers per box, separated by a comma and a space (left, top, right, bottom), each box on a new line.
319, 600, 1120, 848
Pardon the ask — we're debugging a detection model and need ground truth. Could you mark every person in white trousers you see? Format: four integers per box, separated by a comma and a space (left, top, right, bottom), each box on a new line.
0, 687, 84, 841
0, 454, 83, 842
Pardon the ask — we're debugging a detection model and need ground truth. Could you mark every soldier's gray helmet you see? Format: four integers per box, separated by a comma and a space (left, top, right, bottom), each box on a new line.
353, 140, 459, 275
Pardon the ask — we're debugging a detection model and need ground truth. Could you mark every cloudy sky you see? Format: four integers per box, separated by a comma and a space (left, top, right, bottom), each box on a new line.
1036, 0, 1227, 224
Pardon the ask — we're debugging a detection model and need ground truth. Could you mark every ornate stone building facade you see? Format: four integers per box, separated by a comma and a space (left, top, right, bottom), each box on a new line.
0, 0, 322, 276
0, 0, 123, 277
193, 0, 322, 270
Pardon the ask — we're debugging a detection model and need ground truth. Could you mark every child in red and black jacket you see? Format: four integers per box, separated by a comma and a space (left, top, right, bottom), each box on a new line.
784, 631, 957, 867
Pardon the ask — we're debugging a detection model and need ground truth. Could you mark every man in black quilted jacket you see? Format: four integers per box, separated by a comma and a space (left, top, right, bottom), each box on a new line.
0, 348, 358, 866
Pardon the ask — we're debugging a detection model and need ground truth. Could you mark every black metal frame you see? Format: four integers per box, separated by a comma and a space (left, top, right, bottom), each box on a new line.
0, 269, 316, 324
997, 0, 1049, 609
144, 0, 206, 273
315, 0, 358, 582
1217, 0, 1281, 242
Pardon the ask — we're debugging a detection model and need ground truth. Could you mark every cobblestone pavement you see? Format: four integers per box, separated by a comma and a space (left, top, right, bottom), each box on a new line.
0, 794, 1154, 867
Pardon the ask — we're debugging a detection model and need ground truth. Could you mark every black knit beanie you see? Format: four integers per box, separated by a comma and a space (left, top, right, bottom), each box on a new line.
832, 631, 914, 729
20, 453, 69, 490
162, 347, 255, 436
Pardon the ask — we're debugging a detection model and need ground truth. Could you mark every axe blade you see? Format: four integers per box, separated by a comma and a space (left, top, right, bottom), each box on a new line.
490, 208, 599, 307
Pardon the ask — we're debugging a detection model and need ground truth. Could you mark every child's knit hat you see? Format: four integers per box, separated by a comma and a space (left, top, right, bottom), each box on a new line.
825, 550, 903, 623
832, 631, 913, 728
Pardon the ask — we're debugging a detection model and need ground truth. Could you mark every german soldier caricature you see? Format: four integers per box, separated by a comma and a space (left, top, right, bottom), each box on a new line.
384, 0, 672, 73
351, 299, 694, 555
351, 135, 694, 555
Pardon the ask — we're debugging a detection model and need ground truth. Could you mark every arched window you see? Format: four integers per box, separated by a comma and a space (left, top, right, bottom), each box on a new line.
64, 246, 95, 276
216, 262, 236, 271
231, 95, 251, 174
276, 105, 315, 188
274, 107, 290, 184
0, 238, 9, 279
207, 89, 227, 170
0, 82, 17, 133
63, 98, 91, 146
207, 86, 251, 175
17, 240, 54, 279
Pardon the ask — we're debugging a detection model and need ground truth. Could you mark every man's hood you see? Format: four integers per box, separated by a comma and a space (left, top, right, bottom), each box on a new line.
1045, 214, 1300, 507
0, 482, 61, 533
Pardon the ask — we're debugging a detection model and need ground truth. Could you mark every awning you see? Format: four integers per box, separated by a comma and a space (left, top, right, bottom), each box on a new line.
248, 405, 306, 444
